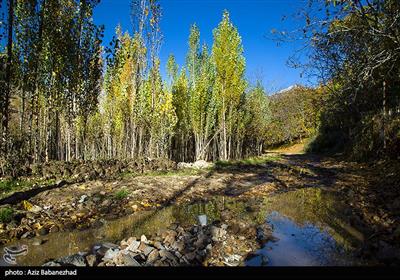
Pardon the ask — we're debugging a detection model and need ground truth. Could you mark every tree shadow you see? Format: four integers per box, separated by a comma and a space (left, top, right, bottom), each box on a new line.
0, 180, 68, 205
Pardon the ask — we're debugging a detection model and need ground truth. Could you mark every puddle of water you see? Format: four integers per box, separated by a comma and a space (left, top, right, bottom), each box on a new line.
246, 188, 368, 266
247, 211, 356, 266
0, 188, 368, 266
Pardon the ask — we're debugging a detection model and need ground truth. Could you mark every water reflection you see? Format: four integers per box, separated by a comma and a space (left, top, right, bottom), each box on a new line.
246, 188, 368, 266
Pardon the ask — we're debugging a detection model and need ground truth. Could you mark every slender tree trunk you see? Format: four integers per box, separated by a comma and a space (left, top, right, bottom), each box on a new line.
32, 0, 46, 162
383, 80, 387, 151
2, 0, 14, 156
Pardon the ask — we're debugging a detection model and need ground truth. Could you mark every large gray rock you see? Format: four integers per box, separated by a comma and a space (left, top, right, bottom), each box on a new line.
103, 248, 120, 261
193, 160, 212, 169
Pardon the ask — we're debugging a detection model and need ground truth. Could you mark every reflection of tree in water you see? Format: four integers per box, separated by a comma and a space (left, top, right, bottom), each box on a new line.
261, 188, 365, 251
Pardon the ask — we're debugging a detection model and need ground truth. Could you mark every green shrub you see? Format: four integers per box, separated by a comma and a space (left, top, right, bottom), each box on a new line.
0, 207, 14, 223
114, 189, 130, 200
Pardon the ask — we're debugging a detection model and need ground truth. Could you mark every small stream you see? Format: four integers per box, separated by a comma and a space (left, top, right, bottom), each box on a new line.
0, 188, 369, 266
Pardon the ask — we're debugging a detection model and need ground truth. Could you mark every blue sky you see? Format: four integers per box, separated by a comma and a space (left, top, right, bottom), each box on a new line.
94, 0, 311, 93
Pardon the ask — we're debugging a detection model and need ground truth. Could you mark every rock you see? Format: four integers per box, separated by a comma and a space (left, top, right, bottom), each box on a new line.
86, 254, 97, 266
42, 261, 61, 266
146, 249, 159, 264
223, 254, 242, 266
184, 252, 196, 261
131, 204, 138, 212
101, 200, 110, 207
119, 253, 141, 266
78, 195, 88, 203
194, 233, 208, 248
205, 244, 212, 251
177, 162, 193, 169
171, 240, 184, 252
163, 231, 177, 245
20, 231, 34, 239
153, 241, 165, 250
193, 160, 212, 169
153, 259, 168, 267
138, 241, 148, 252
143, 246, 155, 256
96, 242, 119, 256
120, 239, 129, 248
30, 205, 42, 213
127, 240, 141, 252
140, 235, 148, 243
126, 237, 137, 244
103, 248, 120, 261
159, 249, 177, 262
211, 226, 226, 242
256, 224, 272, 244
58, 253, 87, 266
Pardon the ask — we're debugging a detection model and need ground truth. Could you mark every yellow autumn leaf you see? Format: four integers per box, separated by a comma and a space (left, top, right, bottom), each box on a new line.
22, 200, 33, 211
140, 201, 151, 207
32, 223, 42, 230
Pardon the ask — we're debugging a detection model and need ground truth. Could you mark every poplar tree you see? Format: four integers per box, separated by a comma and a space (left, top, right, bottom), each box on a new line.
212, 11, 246, 160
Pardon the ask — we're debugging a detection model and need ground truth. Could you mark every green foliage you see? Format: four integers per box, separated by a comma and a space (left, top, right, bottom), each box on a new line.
266, 86, 322, 147
0, 207, 13, 223
303, 0, 400, 160
114, 189, 130, 200
215, 154, 282, 170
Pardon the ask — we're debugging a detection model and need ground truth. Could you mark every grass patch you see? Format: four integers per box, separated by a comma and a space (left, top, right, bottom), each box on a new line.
0, 178, 56, 199
114, 189, 130, 200
0, 207, 14, 223
215, 154, 282, 169
0, 180, 29, 193
145, 168, 207, 177
119, 168, 207, 179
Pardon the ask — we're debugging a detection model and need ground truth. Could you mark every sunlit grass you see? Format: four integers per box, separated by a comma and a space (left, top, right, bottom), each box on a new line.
0, 178, 56, 199
215, 154, 282, 169
114, 189, 130, 200
119, 168, 207, 179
